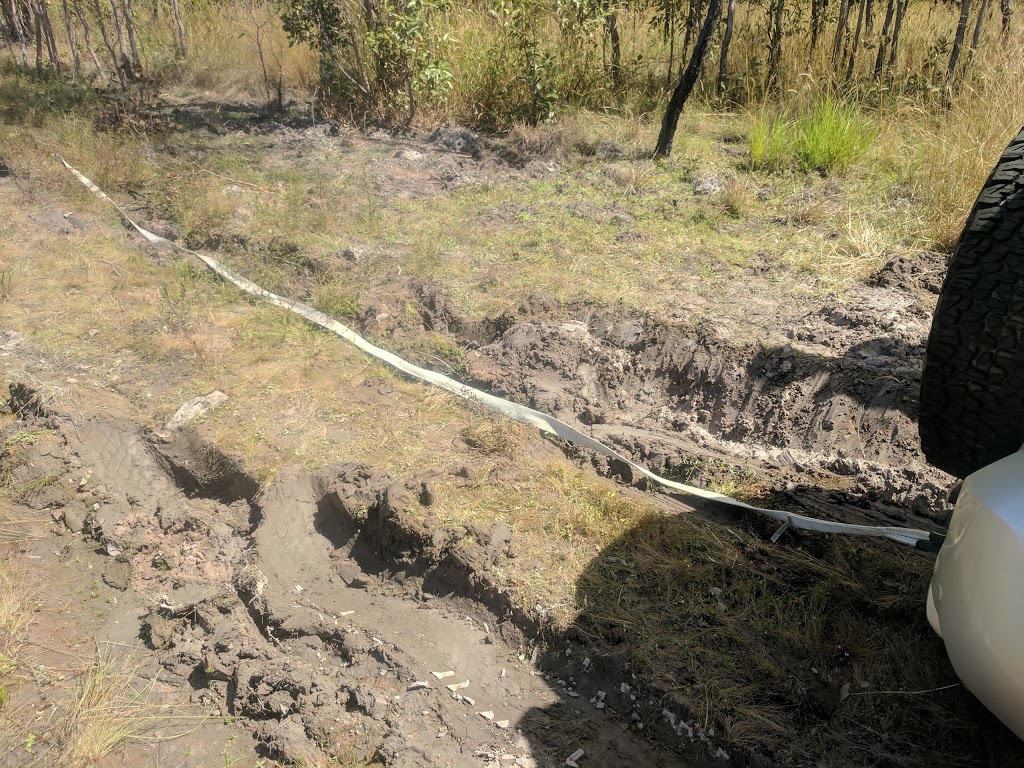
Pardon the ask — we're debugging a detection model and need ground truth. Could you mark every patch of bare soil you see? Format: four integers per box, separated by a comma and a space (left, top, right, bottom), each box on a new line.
398, 251, 952, 532
3, 407, 728, 766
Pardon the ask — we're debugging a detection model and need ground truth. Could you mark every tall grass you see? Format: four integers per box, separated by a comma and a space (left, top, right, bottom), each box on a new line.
750, 99, 877, 175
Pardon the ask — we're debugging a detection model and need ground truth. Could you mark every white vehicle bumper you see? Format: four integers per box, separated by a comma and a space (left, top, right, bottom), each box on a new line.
928, 448, 1024, 739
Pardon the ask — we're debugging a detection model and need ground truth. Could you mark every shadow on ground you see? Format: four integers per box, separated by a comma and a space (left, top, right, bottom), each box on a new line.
519, 509, 1021, 768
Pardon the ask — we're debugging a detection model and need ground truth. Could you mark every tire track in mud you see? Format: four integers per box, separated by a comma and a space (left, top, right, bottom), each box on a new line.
4, 409, 704, 767
405, 271, 953, 531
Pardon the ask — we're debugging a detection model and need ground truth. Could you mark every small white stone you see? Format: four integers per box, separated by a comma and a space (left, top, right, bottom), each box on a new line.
478, 711, 494, 720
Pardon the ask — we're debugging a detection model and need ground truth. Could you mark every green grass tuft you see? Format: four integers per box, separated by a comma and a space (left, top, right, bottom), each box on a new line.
749, 99, 876, 176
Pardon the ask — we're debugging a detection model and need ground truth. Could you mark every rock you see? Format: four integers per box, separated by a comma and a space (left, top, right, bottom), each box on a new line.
102, 559, 132, 591
488, 521, 511, 558
161, 390, 229, 435
63, 505, 88, 533
693, 175, 725, 196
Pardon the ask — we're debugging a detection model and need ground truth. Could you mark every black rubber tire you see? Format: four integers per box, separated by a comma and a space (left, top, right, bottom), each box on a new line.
919, 126, 1024, 478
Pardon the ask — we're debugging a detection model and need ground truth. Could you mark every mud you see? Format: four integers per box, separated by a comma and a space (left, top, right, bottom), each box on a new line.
3, 407, 732, 766
393, 260, 954, 528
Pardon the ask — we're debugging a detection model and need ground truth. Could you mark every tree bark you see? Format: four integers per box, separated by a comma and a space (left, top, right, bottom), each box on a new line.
1001, 0, 1013, 38
873, 0, 895, 80
945, 0, 973, 99
967, 0, 991, 67
73, 0, 105, 79
846, 0, 866, 79
169, 0, 185, 57
107, 0, 133, 79
766, 0, 785, 91
3, 0, 30, 68
810, 0, 824, 54
654, 0, 723, 158
666, 1, 675, 88
120, 0, 141, 71
606, 1, 621, 84
60, 0, 81, 74
832, 0, 851, 66
28, 0, 60, 68
717, 0, 736, 99
93, 0, 126, 86
886, 0, 907, 77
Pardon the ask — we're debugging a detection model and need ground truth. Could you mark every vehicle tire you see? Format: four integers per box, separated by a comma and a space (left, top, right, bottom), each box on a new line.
919, 126, 1024, 478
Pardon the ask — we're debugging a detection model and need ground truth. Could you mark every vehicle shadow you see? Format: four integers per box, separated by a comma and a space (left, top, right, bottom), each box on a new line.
516, 506, 1020, 768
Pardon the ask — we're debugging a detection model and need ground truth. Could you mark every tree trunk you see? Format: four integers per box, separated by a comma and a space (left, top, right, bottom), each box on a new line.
865, 0, 875, 32
810, 0, 823, 54
3, 0, 30, 68
169, 0, 185, 56
32, 3, 41, 69
766, 0, 785, 90
945, 0, 973, 99
717, 0, 736, 99
93, 0, 126, 86
654, 0, 724, 158
60, 0, 81, 74
28, 0, 60, 68
362, 0, 376, 29
967, 0, 991, 67
606, 1, 621, 84
873, 0, 895, 80
832, 0, 851, 66
1001, 0, 1013, 38
886, 0, 907, 77
120, 0, 141, 71
846, 0, 866, 79
107, 0, 133, 79
73, 0, 105, 79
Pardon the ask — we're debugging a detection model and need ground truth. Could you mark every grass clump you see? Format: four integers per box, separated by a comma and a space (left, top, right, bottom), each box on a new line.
55, 652, 185, 768
749, 99, 876, 176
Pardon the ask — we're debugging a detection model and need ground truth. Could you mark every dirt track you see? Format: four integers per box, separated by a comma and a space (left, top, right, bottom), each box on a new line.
2, 117, 1019, 767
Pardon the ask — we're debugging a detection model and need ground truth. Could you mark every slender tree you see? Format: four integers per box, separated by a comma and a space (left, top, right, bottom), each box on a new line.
766, 0, 785, 90
846, 0, 866, 79
606, 0, 621, 84
810, 0, 825, 53
873, 0, 895, 80
120, 0, 141, 71
945, 0, 973, 99
1001, 0, 1013, 39
654, 0, 723, 158
169, 0, 186, 56
966, 0, 990, 68
93, 0, 126, 86
886, 0, 908, 78
60, 0, 81, 74
73, 0, 106, 79
832, 0, 851, 66
107, 0, 133, 79
717, 0, 736, 99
